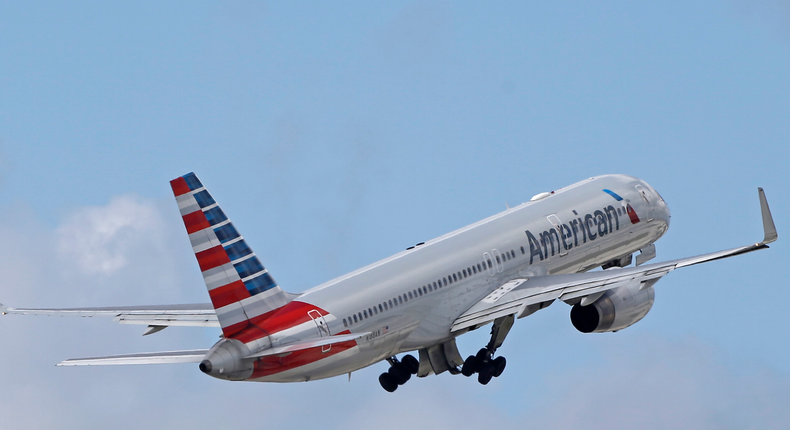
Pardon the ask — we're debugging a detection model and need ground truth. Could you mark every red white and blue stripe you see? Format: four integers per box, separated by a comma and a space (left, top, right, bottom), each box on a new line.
170, 172, 293, 337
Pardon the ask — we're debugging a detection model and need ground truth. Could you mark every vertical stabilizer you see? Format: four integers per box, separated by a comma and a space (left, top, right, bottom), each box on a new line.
170, 173, 296, 337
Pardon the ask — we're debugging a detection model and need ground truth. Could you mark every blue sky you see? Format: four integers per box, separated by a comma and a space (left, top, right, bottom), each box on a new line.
1, 2, 789, 428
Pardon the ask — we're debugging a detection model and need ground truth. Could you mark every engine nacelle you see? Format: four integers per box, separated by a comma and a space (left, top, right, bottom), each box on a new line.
570, 282, 655, 333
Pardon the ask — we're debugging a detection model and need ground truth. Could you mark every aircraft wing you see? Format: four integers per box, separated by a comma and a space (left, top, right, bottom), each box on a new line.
0, 303, 219, 334
452, 187, 778, 333
57, 350, 210, 366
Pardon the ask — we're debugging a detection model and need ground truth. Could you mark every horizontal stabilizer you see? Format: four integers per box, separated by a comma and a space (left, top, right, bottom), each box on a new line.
246, 332, 368, 358
57, 350, 209, 366
1, 303, 219, 328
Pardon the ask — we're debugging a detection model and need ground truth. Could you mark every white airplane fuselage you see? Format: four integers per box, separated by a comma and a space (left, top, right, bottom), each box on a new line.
257, 174, 670, 382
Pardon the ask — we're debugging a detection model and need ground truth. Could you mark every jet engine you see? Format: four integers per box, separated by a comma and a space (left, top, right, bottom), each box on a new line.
199, 338, 254, 381
570, 281, 655, 333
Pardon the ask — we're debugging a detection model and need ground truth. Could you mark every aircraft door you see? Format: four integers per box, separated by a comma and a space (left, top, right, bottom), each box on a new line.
308, 309, 332, 352
546, 214, 569, 256
483, 252, 495, 276
491, 249, 504, 273
635, 185, 654, 222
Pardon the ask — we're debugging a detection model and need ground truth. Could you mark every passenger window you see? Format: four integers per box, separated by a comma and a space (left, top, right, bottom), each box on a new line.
363, 310, 368, 318
487, 259, 492, 268
453, 273, 458, 282
417, 289, 422, 296
389, 299, 393, 308
399, 296, 404, 304
496, 255, 501, 264
443, 277, 447, 286
477, 263, 482, 272
462, 269, 467, 277
384, 302, 389, 310
423, 286, 428, 294
521, 246, 525, 254
343, 318, 347, 327
354, 315, 358, 323
428, 284, 433, 292
511, 250, 515, 258
408, 292, 413, 299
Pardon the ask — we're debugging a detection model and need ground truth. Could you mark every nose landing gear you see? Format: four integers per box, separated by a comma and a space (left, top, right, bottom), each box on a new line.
379, 354, 419, 392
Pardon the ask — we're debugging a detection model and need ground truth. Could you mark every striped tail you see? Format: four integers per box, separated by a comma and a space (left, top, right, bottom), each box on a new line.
170, 172, 297, 337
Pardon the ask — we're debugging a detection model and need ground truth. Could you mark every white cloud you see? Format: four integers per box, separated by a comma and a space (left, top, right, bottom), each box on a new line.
56, 195, 164, 277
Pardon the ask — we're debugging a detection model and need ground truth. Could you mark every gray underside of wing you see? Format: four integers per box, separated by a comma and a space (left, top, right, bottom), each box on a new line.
452, 240, 772, 333
57, 350, 210, 366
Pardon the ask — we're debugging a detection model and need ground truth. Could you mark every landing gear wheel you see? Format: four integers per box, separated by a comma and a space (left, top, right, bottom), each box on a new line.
379, 372, 398, 392
492, 356, 506, 378
388, 363, 411, 385
477, 363, 494, 385
401, 354, 419, 375
475, 347, 490, 361
461, 355, 478, 377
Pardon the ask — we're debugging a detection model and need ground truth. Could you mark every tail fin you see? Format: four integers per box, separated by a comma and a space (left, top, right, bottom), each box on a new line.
170, 172, 296, 337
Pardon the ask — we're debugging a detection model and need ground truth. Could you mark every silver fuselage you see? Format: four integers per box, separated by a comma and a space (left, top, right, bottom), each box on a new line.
259, 174, 670, 382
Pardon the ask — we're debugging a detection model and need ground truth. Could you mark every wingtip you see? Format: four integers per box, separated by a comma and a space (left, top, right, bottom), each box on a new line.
0, 303, 7, 315
758, 187, 778, 244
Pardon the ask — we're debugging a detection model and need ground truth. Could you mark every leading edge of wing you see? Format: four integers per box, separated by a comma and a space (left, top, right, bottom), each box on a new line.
451, 187, 778, 332
57, 350, 210, 366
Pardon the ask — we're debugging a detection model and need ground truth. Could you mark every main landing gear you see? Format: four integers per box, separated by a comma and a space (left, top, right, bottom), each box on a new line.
378, 354, 419, 392
461, 314, 514, 385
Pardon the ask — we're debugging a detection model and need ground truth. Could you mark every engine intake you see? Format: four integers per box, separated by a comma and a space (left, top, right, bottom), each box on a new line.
570, 281, 655, 333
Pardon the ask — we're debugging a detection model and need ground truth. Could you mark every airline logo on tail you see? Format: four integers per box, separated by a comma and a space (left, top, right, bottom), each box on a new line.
170, 173, 292, 337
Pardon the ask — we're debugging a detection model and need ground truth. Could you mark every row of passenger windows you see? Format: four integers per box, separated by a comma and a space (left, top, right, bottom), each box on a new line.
342, 248, 523, 328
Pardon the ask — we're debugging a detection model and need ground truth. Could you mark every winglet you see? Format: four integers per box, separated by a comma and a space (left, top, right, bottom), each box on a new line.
758, 187, 778, 244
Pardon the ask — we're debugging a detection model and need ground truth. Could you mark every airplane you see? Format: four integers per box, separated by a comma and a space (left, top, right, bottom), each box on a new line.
0, 173, 778, 392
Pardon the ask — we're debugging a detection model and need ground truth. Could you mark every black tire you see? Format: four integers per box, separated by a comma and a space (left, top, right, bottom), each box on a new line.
401, 354, 419, 375
461, 355, 478, 377
478, 364, 493, 385
379, 372, 398, 392
389, 363, 411, 385
475, 347, 489, 362
492, 356, 506, 378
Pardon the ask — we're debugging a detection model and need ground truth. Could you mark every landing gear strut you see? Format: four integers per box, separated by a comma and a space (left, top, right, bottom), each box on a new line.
379, 354, 419, 392
461, 314, 513, 385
